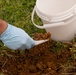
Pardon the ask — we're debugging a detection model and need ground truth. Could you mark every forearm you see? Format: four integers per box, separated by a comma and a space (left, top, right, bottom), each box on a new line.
0, 19, 8, 35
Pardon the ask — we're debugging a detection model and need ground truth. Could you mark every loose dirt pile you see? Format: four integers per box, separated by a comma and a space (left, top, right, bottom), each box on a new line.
0, 32, 76, 75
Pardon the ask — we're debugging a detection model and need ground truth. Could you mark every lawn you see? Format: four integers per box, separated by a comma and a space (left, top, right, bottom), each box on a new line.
0, 0, 76, 75
0, 0, 45, 35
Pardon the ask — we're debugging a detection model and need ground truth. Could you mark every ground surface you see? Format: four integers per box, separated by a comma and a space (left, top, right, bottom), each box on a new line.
0, 1, 76, 75
0, 33, 76, 75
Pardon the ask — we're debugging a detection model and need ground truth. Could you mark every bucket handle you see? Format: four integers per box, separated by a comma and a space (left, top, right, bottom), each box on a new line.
31, 6, 65, 29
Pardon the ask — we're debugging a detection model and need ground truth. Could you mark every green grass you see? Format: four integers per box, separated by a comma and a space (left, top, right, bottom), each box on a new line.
0, 0, 45, 35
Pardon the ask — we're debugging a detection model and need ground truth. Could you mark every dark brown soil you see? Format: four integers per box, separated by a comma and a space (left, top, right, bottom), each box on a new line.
0, 32, 76, 75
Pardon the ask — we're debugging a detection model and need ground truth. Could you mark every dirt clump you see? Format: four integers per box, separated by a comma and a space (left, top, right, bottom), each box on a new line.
0, 32, 75, 75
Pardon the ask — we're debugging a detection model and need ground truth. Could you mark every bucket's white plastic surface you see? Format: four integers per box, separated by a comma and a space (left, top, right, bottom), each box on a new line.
31, 0, 76, 42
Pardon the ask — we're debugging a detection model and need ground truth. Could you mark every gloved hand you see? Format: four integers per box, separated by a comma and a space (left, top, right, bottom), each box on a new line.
0, 24, 35, 50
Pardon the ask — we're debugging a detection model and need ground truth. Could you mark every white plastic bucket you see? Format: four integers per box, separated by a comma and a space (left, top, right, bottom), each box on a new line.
31, 0, 76, 42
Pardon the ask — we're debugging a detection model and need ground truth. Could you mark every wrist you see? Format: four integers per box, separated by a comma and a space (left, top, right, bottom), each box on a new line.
0, 19, 8, 35
0, 24, 13, 38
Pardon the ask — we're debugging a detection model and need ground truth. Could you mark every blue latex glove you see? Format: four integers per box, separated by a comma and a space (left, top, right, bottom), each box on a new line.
0, 24, 35, 50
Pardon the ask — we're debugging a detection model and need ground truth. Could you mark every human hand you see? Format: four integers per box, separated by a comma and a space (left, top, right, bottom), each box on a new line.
0, 24, 35, 50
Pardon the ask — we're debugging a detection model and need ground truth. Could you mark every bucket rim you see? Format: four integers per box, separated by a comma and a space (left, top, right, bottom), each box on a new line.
36, 2, 76, 22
